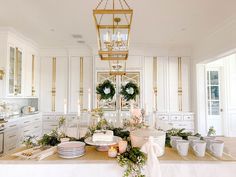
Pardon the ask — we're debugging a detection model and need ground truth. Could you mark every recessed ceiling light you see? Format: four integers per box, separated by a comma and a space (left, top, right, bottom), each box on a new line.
72, 34, 83, 39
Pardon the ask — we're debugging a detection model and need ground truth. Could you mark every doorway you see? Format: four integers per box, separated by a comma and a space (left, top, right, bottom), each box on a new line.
197, 53, 236, 137
205, 67, 223, 135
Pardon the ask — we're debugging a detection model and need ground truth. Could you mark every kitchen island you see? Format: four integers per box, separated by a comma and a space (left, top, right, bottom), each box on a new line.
1, 141, 236, 177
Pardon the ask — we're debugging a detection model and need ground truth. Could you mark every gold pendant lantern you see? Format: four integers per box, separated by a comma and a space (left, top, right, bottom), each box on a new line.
93, 0, 133, 61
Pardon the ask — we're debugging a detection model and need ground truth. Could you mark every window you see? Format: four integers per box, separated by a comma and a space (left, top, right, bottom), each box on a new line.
207, 71, 220, 115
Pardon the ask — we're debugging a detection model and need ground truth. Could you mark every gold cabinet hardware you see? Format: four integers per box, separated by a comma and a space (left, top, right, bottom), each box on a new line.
52, 57, 56, 112
178, 57, 183, 112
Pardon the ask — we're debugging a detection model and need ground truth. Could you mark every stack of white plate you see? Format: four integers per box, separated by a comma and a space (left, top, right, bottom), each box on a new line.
57, 141, 86, 159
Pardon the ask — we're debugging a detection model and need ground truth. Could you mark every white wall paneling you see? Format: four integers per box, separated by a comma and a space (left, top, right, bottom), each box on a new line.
226, 55, 236, 136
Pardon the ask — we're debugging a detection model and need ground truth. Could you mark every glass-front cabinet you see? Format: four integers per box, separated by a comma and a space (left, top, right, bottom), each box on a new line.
8, 46, 22, 96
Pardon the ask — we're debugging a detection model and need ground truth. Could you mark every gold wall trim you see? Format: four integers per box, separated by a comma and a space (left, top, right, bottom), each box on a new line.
178, 57, 183, 112
52, 57, 56, 112
153, 56, 157, 111
80, 57, 84, 109
32, 55, 35, 96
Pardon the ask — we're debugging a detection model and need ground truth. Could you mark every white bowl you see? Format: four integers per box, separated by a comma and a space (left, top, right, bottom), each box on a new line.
130, 128, 166, 157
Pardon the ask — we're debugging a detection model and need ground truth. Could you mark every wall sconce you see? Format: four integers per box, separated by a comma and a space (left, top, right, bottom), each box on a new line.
0, 69, 5, 80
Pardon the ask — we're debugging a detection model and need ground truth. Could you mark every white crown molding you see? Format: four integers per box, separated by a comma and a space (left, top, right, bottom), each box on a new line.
0, 27, 39, 50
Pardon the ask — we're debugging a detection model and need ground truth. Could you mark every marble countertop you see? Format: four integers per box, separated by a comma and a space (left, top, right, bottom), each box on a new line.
4, 112, 42, 123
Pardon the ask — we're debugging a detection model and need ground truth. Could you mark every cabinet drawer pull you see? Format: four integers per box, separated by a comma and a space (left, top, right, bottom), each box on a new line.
9, 146, 16, 151
34, 126, 40, 129
34, 118, 40, 121
24, 121, 31, 124
9, 124, 17, 128
50, 125, 58, 127
24, 130, 30, 133
9, 135, 16, 138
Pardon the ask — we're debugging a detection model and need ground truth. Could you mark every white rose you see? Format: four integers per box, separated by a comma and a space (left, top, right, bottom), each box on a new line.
129, 87, 134, 94
103, 87, 111, 94
126, 87, 134, 95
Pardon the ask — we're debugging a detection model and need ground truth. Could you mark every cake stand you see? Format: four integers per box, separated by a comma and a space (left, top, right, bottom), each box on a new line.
84, 136, 122, 151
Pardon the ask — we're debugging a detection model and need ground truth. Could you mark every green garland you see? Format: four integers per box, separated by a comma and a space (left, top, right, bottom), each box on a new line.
120, 82, 140, 101
117, 147, 147, 177
165, 128, 201, 147
96, 80, 116, 100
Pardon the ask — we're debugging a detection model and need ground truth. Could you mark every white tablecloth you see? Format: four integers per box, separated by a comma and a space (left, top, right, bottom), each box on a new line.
0, 161, 236, 177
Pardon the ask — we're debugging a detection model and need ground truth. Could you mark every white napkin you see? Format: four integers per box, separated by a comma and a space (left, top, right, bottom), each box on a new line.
37, 146, 57, 161
141, 136, 163, 177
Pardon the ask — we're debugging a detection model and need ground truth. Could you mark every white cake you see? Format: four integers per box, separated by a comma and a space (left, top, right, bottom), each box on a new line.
92, 130, 114, 142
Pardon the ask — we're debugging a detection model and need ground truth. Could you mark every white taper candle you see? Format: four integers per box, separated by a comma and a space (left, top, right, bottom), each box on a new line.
88, 88, 91, 112
64, 99, 67, 115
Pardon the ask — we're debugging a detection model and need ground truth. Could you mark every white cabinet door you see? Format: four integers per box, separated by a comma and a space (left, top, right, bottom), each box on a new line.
40, 57, 68, 112
24, 51, 40, 97
83, 57, 93, 110
69, 57, 80, 113
144, 57, 153, 111
182, 57, 190, 112
55, 57, 68, 112
24, 50, 32, 97
40, 57, 52, 112
157, 57, 168, 112
34, 54, 40, 97
168, 57, 179, 112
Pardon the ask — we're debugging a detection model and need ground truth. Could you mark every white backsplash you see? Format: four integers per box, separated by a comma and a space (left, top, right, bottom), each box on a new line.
0, 98, 38, 117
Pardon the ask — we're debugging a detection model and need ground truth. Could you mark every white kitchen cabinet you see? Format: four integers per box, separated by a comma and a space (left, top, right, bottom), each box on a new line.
42, 115, 59, 134
6, 45, 23, 96
4, 124, 20, 152
168, 57, 179, 112
40, 57, 68, 112
69, 57, 80, 113
0, 29, 40, 98
55, 57, 68, 112
156, 57, 168, 112
156, 112, 194, 132
153, 56, 191, 112
24, 51, 40, 97
4, 114, 42, 153
40, 57, 52, 112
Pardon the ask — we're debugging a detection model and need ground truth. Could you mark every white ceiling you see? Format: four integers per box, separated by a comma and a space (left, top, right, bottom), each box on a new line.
0, 0, 236, 48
